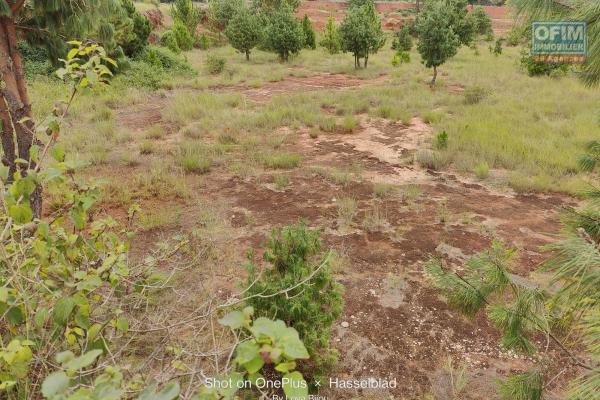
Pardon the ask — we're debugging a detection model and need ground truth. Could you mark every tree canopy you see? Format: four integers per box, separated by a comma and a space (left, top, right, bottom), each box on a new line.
416, 0, 460, 84
339, 0, 385, 68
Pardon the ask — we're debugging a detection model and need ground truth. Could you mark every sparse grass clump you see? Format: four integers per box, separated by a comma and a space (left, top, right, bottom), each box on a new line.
139, 140, 156, 155
145, 125, 165, 139
337, 197, 358, 227
262, 152, 301, 169
138, 208, 182, 231
274, 174, 290, 191
373, 182, 396, 198
176, 143, 213, 174
340, 115, 358, 133
319, 117, 337, 133
474, 162, 490, 179
362, 204, 388, 232
463, 86, 489, 105
415, 149, 446, 170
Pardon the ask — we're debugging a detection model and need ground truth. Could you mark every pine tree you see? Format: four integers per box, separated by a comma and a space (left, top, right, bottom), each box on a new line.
264, 5, 304, 61
225, 6, 263, 60
416, 0, 460, 85
319, 16, 341, 55
0, 0, 123, 217
209, 0, 243, 31
392, 25, 413, 51
339, 0, 385, 68
302, 15, 316, 50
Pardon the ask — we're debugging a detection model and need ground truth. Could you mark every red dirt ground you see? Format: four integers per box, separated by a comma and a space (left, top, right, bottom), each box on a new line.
297, 1, 513, 33
113, 72, 578, 399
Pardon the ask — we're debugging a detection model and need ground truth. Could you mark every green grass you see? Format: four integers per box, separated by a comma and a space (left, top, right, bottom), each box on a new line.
27, 38, 600, 195
262, 152, 301, 170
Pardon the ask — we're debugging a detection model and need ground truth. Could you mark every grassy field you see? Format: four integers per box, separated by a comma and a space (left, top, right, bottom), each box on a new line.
31, 40, 600, 196
20, 5, 600, 398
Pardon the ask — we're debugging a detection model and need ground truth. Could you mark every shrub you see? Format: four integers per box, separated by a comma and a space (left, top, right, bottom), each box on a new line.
319, 16, 341, 54
245, 223, 343, 380
209, 0, 244, 30
205, 54, 226, 74
265, 5, 305, 61
19, 41, 54, 77
520, 49, 569, 77
197, 33, 211, 49
391, 50, 410, 66
491, 38, 503, 55
469, 6, 492, 36
435, 130, 448, 149
171, 0, 202, 35
302, 14, 316, 49
225, 6, 263, 60
173, 21, 194, 51
160, 30, 181, 53
138, 45, 196, 75
391, 25, 412, 51
120, 0, 152, 56
214, 311, 310, 399
118, 60, 165, 90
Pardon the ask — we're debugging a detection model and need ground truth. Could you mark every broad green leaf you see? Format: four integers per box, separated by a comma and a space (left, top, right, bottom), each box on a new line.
56, 351, 75, 364
235, 341, 260, 365
220, 372, 243, 399
275, 361, 296, 373
53, 296, 75, 326
9, 204, 33, 224
50, 145, 65, 162
64, 349, 102, 371
282, 371, 308, 400
67, 48, 79, 60
218, 311, 245, 329
280, 328, 309, 360
115, 318, 129, 333
138, 381, 180, 400
41, 372, 70, 397
0, 287, 7, 303
242, 356, 264, 374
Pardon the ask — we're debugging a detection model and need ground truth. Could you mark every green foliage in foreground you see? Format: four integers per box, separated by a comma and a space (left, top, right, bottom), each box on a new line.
200, 308, 310, 399
245, 223, 343, 383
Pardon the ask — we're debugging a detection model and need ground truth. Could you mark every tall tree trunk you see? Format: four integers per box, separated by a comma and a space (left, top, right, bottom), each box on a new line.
245, 50, 250, 61
0, 12, 42, 217
364, 51, 369, 68
431, 65, 438, 86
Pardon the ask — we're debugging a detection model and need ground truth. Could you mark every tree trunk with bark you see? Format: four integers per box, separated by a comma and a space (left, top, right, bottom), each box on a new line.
431, 65, 438, 86
0, 2, 41, 217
